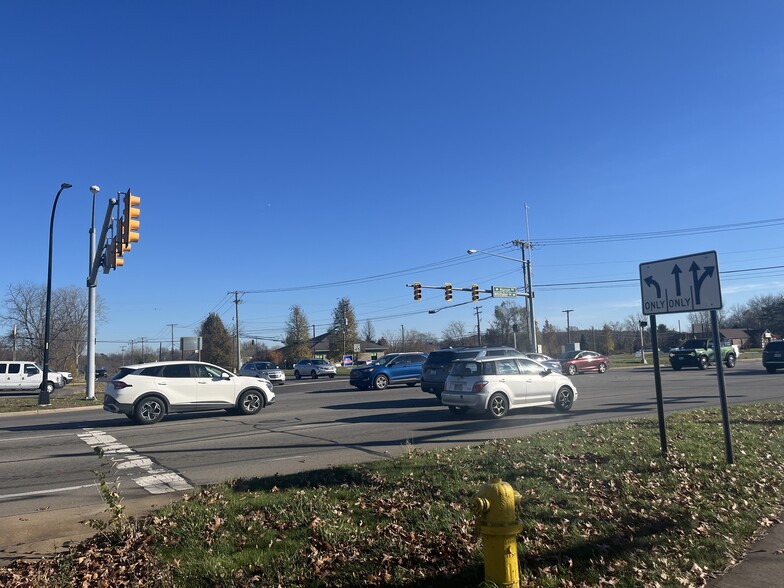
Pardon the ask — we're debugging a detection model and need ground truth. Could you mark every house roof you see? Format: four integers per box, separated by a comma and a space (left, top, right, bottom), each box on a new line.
278, 333, 388, 356
720, 328, 751, 339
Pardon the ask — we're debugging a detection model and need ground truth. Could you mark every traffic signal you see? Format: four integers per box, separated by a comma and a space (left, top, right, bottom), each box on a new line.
102, 236, 125, 273
444, 283, 452, 301
471, 283, 479, 302
413, 282, 422, 301
122, 189, 140, 248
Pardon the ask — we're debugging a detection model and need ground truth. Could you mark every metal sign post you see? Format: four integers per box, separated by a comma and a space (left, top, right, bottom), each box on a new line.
639, 250, 733, 463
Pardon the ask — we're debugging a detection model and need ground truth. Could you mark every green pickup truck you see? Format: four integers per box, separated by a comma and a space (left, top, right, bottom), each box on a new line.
668, 339, 737, 370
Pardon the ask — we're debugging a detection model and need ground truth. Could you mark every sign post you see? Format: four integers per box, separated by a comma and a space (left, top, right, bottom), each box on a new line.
639, 251, 733, 463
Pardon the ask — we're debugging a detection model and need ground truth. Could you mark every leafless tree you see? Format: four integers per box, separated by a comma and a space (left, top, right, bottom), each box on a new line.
360, 319, 375, 343
441, 320, 469, 347
1, 281, 104, 372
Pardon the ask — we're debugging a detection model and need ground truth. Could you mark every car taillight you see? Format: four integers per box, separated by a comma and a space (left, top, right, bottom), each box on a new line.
471, 381, 489, 394
112, 381, 131, 389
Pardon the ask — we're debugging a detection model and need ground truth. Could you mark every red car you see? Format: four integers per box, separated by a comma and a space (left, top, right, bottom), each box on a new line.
557, 350, 609, 375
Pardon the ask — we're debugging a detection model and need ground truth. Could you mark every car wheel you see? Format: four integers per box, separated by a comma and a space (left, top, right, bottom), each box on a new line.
567, 364, 578, 376
328, 374, 335, 379
597, 363, 607, 373
44, 381, 55, 395
766, 366, 776, 374
373, 374, 389, 390
698, 356, 708, 370
311, 370, 319, 379
237, 390, 263, 415
671, 364, 682, 371
554, 386, 574, 412
448, 405, 469, 415
134, 396, 165, 425
487, 392, 509, 419
725, 354, 736, 368
294, 371, 302, 380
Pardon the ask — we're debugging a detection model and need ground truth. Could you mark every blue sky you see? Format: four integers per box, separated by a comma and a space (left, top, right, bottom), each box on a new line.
2, 1, 783, 354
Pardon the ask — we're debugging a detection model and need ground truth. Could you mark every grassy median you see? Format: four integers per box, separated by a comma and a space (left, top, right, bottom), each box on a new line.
2, 402, 783, 587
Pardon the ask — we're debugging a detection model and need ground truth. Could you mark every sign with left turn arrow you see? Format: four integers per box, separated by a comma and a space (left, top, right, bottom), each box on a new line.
639, 251, 723, 315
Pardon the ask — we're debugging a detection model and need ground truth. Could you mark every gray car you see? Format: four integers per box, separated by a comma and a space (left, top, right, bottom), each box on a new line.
293, 358, 336, 379
442, 356, 577, 419
239, 361, 286, 385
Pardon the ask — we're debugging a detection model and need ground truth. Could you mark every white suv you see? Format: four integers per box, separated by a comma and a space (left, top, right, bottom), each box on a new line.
293, 359, 336, 379
441, 356, 577, 419
103, 361, 275, 425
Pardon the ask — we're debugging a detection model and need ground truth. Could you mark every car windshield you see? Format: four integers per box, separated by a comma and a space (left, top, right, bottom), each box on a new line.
682, 340, 707, 349
257, 362, 275, 369
314, 359, 329, 365
557, 351, 580, 360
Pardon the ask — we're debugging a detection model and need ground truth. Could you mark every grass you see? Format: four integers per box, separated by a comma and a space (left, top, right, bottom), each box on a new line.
2, 402, 783, 587
0, 384, 104, 413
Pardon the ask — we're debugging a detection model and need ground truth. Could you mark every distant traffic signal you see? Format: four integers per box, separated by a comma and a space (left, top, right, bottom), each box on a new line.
444, 283, 452, 302
413, 282, 422, 301
471, 283, 479, 302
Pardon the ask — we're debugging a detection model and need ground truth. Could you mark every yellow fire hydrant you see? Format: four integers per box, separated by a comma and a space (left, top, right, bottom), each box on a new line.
472, 477, 523, 588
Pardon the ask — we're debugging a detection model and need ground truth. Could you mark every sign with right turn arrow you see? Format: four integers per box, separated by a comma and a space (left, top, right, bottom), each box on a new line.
639, 251, 723, 316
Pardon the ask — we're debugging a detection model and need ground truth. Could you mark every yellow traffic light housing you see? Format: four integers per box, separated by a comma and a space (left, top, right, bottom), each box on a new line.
444, 283, 453, 302
413, 282, 422, 301
122, 189, 140, 247
471, 283, 479, 302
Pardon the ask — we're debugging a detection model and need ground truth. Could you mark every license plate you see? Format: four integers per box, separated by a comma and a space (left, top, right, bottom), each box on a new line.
775, 353, 782, 358
452, 382, 464, 392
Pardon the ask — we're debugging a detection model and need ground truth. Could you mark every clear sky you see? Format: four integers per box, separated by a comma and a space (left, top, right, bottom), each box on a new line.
2, 1, 783, 354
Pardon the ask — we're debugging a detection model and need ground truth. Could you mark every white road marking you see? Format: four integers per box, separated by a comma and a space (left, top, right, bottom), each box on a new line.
78, 429, 192, 495
0, 483, 98, 501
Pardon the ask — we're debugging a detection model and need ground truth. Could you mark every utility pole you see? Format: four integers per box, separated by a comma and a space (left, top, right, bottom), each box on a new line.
524, 204, 537, 352
563, 309, 574, 344
167, 323, 177, 361
474, 306, 482, 345
139, 337, 146, 362
232, 291, 243, 372
400, 325, 405, 351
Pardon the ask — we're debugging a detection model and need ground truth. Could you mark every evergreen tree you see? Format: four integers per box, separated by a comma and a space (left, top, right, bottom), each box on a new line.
285, 305, 312, 363
198, 312, 233, 369
329, 298, 358, 362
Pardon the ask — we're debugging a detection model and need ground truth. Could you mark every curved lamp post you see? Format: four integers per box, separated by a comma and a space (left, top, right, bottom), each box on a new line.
39, 183, 73, 405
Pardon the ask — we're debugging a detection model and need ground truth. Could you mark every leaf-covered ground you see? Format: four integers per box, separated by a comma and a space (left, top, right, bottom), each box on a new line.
2, 403, 782, 587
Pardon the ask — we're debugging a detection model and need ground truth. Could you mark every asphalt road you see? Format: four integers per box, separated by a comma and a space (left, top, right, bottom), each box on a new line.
0, 361, 781, 562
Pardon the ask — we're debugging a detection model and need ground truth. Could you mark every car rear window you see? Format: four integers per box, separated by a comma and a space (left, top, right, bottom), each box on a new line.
766, 341, 784, 351
450, 361, 482, 377
112, 367, 138, 380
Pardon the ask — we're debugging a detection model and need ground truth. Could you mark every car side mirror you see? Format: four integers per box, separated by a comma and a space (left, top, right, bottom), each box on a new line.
542, 368, 552, 376
222, 372, 231, 380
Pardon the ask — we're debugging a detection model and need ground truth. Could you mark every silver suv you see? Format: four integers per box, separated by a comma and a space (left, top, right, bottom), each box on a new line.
239, 361, 286, 385
421, 346, 524, 397
441, 356, 577, 419
293, 358, 336, 379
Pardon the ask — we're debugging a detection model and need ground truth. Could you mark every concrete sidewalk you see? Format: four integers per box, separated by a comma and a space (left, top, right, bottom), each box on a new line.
707, 516, 784, 588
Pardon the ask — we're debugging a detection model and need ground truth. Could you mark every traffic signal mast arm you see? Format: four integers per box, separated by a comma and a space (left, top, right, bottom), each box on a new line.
88, 197, 119, 286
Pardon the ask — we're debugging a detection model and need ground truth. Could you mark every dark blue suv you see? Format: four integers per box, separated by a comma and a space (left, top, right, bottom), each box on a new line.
349, 353, 428, 390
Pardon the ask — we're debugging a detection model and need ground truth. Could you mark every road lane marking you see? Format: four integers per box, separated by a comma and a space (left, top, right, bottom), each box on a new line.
0, 433, 75, 443
78, 429, 192, 495
0, 483, 98, 501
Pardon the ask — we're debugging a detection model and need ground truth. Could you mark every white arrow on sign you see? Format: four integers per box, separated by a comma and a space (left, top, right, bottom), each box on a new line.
639, 251, 723, 315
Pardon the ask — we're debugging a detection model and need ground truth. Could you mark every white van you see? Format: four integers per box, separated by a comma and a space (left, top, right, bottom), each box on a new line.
0, 361, 64, 394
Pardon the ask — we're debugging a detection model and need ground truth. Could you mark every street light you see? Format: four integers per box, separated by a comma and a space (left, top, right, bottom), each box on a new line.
86, 185, 100, 400
40, 182, 73, 406
467, 246, 537, 352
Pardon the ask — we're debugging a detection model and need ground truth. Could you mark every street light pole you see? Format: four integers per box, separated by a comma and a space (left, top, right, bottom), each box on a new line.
40, 183, 73, 406
563, 309, 574, 344
86, 185, 100, 400
467, 243, 537, 352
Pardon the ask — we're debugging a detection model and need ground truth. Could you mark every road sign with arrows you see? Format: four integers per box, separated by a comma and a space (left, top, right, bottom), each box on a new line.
639, 251, 723, 315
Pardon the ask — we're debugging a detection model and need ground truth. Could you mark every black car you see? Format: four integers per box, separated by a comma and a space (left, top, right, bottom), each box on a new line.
96, 368, 107, 378
762, 340, 784, 374
420, 346, 524, 397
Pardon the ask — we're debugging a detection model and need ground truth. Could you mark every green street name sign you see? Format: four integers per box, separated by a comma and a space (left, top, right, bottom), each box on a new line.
491, 286, 517, 298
